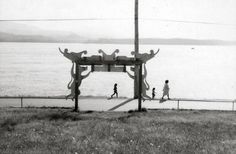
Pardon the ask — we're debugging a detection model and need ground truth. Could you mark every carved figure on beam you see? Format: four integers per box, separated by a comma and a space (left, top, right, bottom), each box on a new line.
98, 49, 119, 61
59, 47, 87, 62
66, 62, 91, 100
126, 65, 152, 101
131, 49, 160, 98
131, 49, 160, 63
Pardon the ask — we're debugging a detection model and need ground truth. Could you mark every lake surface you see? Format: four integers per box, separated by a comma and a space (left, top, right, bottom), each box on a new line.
0, 42, 235, 110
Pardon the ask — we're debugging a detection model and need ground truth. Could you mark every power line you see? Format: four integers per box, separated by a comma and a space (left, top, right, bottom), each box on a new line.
143, 18, 236, 27
0, 18, 128, 21
0, 18, 235, 27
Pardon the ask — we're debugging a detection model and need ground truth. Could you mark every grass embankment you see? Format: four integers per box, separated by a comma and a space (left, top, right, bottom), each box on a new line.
0, 108, 235, 154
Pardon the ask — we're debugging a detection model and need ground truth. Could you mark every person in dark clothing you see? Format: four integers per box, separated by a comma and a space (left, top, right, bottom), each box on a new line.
111, 83, 118, 98
152, 88, 156, 99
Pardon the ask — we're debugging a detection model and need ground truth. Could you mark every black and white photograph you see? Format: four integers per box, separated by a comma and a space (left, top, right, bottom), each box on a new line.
0, 0, 236, 153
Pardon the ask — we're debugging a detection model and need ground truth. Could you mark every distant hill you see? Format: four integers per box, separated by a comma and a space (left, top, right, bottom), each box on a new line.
0, 22, 235, 45
0, 32, 55, 42
0, 22, 88, 43
1, 31, 236, 45
0, 32, 88, 43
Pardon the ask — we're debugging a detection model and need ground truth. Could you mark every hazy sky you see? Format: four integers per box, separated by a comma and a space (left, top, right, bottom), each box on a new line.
0, 0, 236, 40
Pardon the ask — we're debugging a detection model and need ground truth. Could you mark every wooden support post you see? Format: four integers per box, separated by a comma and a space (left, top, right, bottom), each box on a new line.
138, 64, 142, 111
108, 64, 111, 72
74, 62, 79, 112
123, 65, 126, 72
91, 64, 94, 72
134, 67, 139, 99
20, 97, 23, 108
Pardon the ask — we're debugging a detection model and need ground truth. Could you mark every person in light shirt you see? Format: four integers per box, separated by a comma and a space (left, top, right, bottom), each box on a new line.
161, 80, 170, 100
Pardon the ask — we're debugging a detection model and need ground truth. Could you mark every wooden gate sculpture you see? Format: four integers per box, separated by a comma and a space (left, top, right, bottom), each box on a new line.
60, 47, 159, 111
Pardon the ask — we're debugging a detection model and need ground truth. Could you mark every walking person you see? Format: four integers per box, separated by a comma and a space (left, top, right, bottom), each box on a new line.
152, 88, 156, 99
110, 83, 118, 98
161, 80, 170, 100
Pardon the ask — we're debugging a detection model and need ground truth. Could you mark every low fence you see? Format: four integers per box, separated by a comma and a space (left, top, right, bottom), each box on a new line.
0, 96, 235, 111
0, 96, 66, 108
152, 98, 235, 111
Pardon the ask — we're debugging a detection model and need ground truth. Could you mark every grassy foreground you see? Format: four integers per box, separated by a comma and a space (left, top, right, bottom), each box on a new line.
0, 108, 236, 154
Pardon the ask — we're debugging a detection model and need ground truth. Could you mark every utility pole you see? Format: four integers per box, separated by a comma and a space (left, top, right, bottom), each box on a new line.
134, 0, 140, 99
135, 0, 139, 55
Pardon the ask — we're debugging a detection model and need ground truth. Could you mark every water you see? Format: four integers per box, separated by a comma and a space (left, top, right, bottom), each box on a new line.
0, 42, 236, 110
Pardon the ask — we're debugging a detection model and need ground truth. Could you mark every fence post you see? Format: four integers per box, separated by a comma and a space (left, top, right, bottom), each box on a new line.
232, 101, 234, 111
21, 97, 23, 108
177, 100, 179, 110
